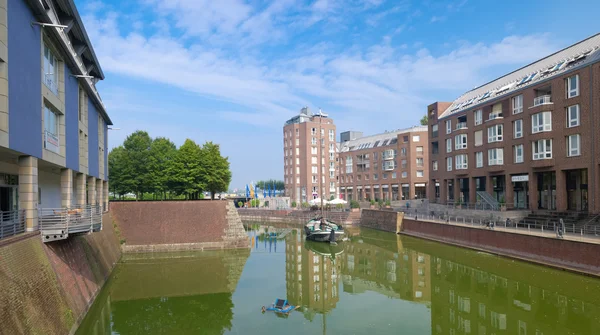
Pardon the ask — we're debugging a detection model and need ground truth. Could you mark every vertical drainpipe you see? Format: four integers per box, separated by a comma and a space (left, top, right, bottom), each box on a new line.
590, 65, 595, 213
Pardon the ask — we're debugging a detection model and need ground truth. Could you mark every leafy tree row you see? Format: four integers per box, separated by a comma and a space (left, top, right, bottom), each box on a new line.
109, 131, 232, 200
255, 179, 285, 191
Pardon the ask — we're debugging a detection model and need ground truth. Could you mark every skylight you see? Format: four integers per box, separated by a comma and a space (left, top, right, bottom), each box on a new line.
478, 91, 492, 100
496, 82, 515, 93
389, 138, 398, 145
518, 73, 537, 86
382, 139, 389, 146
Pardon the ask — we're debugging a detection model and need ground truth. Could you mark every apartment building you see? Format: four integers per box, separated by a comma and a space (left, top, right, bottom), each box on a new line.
0, 0, 111, 233
338, 126, 429, 202
428, 33, 600, 213
283, 107, 337, 204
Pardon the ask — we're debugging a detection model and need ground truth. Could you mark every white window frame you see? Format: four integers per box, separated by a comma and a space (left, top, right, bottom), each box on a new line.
488, 148, 503, 166
567, 134, 581, 157
44, 105, 60, 153
432, 161, 438, 171
446, 120, 452, 134
567, 74, 579, 98
446, 138, 452, 153
512, 95, 523, 114
329, 129, 334, 141
567, 105, 580, 128
455, 134, 467, 150
43, 43, 59, 95
513, 119, 523, 139
531, 112, 552, 133
413, 135, 420, 142
474, 109, 482, 126
487, 124, 503, 143
401, 171, 407, 178
514, 144, 524, 163
532, 139, 552, 160
416, 170, 424, 178
311, 147, 318, 155
416, 157, 424, 167
312, 166, 318, 174
446, 157, 453, 171
455, 154, 468, 170
475, 152, 483, 168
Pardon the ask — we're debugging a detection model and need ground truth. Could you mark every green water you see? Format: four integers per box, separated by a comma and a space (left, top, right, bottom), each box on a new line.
76, 225, 600, 335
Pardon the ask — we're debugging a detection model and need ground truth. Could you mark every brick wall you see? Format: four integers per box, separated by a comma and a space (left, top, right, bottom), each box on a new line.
360, 209, 404, 233
402, 219, 600, 275
0, 212, 121, 335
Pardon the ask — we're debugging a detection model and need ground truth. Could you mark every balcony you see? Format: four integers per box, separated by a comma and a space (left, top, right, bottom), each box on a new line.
486, 113, 503, 122
382, 154, 395, 161
533, 95, 552, 107
454, 122, 468, 131
383, 164, 396, 171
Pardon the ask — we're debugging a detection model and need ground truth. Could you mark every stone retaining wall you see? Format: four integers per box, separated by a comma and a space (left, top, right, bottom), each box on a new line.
111, 201, 248, 252
0, 212, 121, 335
360, 209, 404, 233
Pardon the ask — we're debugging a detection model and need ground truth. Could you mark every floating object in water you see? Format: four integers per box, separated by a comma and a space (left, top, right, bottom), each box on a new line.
262, 299, 298, 315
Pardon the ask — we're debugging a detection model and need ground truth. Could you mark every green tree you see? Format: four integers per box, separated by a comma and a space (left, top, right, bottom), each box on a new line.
173, 139, 205, 199
148, 137, 177, 200
108, 146, 134, 198
123, 131, 153, 199
420, 114, 428, 125
201, 142, 232, 200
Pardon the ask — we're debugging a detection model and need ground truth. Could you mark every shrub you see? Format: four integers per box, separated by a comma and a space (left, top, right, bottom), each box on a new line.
336, 203, 344, 210
385, 200, 391, 206
370, 199, 375, 205
330, 195, 335, 200
238, 201, 243, 208
301, 202, 309, 208
291, 201, 297, 208
350, 200, 360, 209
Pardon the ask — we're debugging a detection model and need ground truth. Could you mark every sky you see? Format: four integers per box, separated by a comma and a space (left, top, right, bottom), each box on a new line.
76, 0, 600, 190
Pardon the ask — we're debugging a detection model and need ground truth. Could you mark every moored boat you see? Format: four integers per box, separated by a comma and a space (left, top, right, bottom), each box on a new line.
304, 217, 345, 243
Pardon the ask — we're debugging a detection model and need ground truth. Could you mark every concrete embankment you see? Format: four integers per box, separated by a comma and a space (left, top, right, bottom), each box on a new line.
111, 201, 248, 252
238, 208, 361, 225
0, 212, 121, 335
359, 209, 600, 277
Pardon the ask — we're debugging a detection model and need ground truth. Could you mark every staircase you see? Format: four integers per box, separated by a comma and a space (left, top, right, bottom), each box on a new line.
476, 191, 499, 211
521, 211, 589, 231
224, 202, 250, 248
345, 210, 362, 225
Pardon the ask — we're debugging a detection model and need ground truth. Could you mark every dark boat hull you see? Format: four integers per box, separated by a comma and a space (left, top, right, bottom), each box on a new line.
304, 228, 345, 242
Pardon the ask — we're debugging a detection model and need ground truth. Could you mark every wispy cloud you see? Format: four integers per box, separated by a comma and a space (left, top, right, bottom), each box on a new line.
430, 15, 446, 23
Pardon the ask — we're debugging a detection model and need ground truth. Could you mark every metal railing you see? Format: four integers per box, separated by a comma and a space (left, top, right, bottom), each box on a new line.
533, 95, 552, 106
0, 210, 25, 240
455, 122, 468, 130
476, 191, 499, 211
39, 205, 103, 242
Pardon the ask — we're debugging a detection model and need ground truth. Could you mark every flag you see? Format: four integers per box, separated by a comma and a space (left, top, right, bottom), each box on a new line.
249, 183, 255, 199
254, 185, 259, 199
245, 185, 250, 199
268, 184, 271, 198
263, 187, 266, 198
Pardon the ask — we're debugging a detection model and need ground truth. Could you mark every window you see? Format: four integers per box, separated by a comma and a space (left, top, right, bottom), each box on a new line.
567, 74, 579, 98
455, 154, 468, 170
512, 95, 523, 114
311, 147, 318, 155
446, 120, 452, 134
296, 157, 300, 165
44, 105, 60, 153
446, 157, 453, 171
329, 152, 335, 160
413, 135, 420, 142
567, 105, 580, 128
432, 124, 438, 137
433, 161, 438, 171
513, 119, 523, 138
392, 172, 397, 178
403, 135, 409, 143
416, 157, 424, 167
345, 157, 353, 173
381, 173, 386, 179
488, 148, 503, 165
416, 146, 423, 155
297, 177, 300, 184
296, 167, 300, 174
43, 43, 59, 95
401, 159, 407, 169
312, 166, 318, 174
401, 148, 407, 156
489, 103, 502, 119
312, 175, 318, 184
514, 144, 524, 163
567, 134, 581, 157
416, 170, 424, 177
475, 152, 483, 168
532, 112, 552, 133
446, 138, 452, 153
487, 124, 503, 143
296, 138, 299, 146
474, 130, 483, 146
329, 129, 334, 141
455, 134, 467, 150
311, 157, 317, 164
474, 109, 482, 125
532, 139, 552, 160
311, 128, 317, 135
312, 137, 317, 145
402, 172, 407, 178
296, 128, 299, 137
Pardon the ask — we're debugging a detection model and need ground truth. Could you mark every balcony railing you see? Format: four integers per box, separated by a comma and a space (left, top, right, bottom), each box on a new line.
455, 122, 468, 131
383, 164, 396, 171
533, 95, 552, 107
0, 210, 25, 240
39, 205, 103, 243
487, 113, 503, 121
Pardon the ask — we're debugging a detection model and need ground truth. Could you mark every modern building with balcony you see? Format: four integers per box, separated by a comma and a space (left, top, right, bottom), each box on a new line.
338, 126, 429, 202
0, 0, 111, 241
283, 107, 337, 204
427, 33, 600, 213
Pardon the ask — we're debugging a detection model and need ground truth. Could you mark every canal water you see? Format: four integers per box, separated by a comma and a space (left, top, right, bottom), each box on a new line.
76, 225, 600, 335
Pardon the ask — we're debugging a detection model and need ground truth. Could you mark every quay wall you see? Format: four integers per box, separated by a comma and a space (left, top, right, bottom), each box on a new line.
238, 208, 361, 225
0, 212, 121, 335
111, 201, 248, 252
359, 209, 404, 233
356, 209, 600, 276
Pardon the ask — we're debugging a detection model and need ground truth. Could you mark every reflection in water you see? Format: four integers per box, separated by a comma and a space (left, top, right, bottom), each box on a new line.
77, 224, 600, 335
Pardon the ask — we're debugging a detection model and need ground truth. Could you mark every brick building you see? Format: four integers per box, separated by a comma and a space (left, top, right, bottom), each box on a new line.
283, 107, 337, 204
428, 33, 600, 213
338, 126, 429, 202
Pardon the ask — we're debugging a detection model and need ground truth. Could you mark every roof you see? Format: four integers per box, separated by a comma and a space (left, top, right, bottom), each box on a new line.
339, 126, 427, 153
440, 33, 600, 119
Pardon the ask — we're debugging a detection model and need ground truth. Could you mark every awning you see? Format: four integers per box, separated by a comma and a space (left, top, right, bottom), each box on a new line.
382, 185, 389, 188
365, 186, 371, 189
347, 186, 353, 190
402, 183, 410, 187
415, 183, 426, 187
340, 187, 346, 190
392, 184, 399, 188
357, 186, 363, 190
374, 185, 380, 188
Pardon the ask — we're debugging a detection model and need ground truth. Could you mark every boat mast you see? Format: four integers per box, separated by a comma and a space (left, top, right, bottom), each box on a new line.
319, 109, 324, 217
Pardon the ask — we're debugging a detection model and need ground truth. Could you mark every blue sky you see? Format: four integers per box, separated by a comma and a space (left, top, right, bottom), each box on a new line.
76, 0, 600, 190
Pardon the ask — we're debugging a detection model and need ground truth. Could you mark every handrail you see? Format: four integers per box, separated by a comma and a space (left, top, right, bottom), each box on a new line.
476, 191, 499, 211
0, 210, 26, 240
39, 205, 103, 242
533, 95, 552, 106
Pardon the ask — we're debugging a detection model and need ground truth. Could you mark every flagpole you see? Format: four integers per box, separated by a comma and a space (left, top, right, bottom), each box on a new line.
319, 109, 324, 218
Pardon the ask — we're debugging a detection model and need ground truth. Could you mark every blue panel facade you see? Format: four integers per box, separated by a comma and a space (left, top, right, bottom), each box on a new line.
8, 0, 42, 158
104, 123, 108, 180
88, 100, 99, 178
65, 67, 79, 170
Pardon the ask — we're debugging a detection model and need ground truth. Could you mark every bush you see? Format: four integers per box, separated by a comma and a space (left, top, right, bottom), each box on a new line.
350, 200, 360, 209
370, 199, 375, 205
330, 195, 335, 200
310, 205, 319, 211
378, 200, 384, 208
301, 202, 309, 208
238, 201, 243, 208
291, 201, 297, 208
385, 200, 391, 206
336, 203, 344, 210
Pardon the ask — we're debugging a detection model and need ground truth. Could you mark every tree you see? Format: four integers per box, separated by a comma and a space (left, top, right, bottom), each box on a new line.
173, 139, 205, 199
420, 114, 428, 125
256, 179, 284, 191
148, 137, 177, 200
201, 142, 232, 199
108, 146, 134, 198
123, 131, 153, 199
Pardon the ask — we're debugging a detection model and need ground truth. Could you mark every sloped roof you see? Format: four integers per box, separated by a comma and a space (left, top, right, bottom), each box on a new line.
440, 33, 600, 119
339, 126, 427, 153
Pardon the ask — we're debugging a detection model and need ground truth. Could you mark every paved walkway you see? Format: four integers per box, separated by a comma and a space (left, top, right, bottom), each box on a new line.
413, 216, 600, 245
